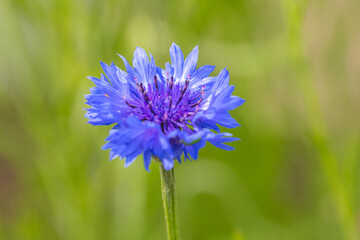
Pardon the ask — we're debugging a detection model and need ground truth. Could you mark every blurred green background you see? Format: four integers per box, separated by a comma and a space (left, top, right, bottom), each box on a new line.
1, 0, 359, 239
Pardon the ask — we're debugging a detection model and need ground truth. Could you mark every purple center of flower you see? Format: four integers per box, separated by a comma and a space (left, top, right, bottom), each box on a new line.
123, 74, 204, 134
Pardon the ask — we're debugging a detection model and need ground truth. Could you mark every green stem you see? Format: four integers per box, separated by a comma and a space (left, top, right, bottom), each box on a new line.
159, 164, 179, 240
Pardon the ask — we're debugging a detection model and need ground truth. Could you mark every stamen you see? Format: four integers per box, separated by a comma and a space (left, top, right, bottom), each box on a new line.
170, 122, 178, 129
154, 75, 159, 89
123, 96, 137, 108
104, 94, 109, 97
161, 122, 165, 133
164, 120, 168, 132
143, 92, 150, 103
189, 85, 204, 102
139, 83, 145, 93
170, 76, 174, 90
175, 79, 189, 106
163, 112, 169, 131
168, 96, 172, 112
124, 75, 205, 132
135, 80, 141, 92
148, 101, 157, 115
184, 79, 190, 92
135, 82, 151, 104
190, 92, 204, 108
187, 106, 200, 116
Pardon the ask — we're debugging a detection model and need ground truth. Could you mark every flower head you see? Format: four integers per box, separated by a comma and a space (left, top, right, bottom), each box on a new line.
85, 43, 245, 171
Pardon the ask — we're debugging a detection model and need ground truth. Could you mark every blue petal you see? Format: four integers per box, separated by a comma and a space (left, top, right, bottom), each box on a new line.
156, 67, 165, 83
100, 62, 118, 86
207, 135, 239, 151
85, 111, 115, 126
214, 67, 230, 95
125, 152, 140, 167
182, 45, 198, 80
162, 158, 174, 170
117, 54, 134, 77
133, 47, 151, 83
227, 96, 246, 110
101, 117, 176, 170
184, 141, 206, 160
210, 85, 235, 108
194, 117, 220, 132
212, 111, 240, 128
143, 150, 152, 172
191, 65, 215, 81
169, 43, 184, 80
190, 76, 216, 91
87, 75, 118, 96
165, 62, 174, 77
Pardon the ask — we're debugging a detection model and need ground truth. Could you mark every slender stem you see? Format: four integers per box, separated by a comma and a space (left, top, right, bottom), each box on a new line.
159, 164, 179, 240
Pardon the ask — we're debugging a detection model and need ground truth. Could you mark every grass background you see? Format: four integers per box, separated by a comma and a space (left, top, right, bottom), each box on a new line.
0, 0, 359, 239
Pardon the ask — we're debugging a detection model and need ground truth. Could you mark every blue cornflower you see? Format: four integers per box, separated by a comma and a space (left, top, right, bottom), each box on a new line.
85, 43, 245, 171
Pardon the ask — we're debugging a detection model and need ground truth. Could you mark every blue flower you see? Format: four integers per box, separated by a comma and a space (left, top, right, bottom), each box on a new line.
85, 43, 245, 171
